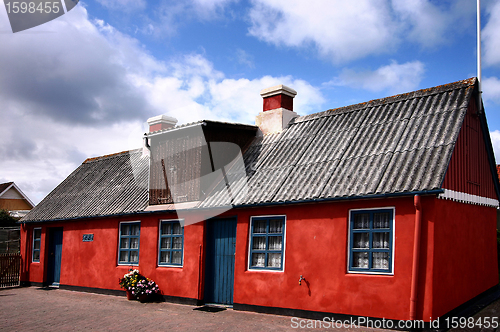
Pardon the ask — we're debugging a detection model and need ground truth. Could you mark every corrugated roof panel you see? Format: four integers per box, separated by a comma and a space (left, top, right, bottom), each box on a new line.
273, 160, 339, 202
22, 150, 149, 222
232, 166, 293, 205
343, 119, 409, 160
256, 137, 314, 170
279, 117, 325, 139
395, 110, 466, 152
320, 153, 393, 198
298, 128, 357, 165
376, 145, 453, 194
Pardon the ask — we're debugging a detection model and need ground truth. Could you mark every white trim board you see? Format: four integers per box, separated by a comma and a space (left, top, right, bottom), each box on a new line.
438, 189, 499, 207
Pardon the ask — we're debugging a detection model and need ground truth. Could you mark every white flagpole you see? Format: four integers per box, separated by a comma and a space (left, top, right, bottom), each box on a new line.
478, 0, 483, 113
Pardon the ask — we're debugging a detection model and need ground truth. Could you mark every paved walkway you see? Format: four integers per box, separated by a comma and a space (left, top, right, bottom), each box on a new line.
0, 287, 389, 331
0, 286, 499, 331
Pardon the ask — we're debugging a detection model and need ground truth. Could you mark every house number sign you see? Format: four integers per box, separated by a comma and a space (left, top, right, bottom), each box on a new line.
82, 234, 94, 242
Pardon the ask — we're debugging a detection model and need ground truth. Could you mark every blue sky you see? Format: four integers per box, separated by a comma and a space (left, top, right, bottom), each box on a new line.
2, 0, 500, 204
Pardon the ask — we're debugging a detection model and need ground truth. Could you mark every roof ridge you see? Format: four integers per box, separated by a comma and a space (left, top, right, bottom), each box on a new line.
83, 149, 141, 164
292, 77, 477, 124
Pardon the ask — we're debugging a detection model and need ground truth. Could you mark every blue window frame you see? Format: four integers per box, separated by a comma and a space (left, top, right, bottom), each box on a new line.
348, 209, 394, 274
158, 220, 183, 266
118, 222, 140, 265
249, 216, 285, 271
32, 228, 41, 262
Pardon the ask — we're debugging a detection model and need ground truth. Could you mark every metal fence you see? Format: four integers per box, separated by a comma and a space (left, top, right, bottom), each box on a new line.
0, 253, 21, 288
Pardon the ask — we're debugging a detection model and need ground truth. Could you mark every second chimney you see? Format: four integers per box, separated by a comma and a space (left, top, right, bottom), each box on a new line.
256, 85, 298, 135
147, 115, 178, 133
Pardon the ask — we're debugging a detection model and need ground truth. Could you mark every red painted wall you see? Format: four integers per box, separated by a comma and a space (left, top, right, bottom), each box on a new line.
19, 195, 498, 322
442, 97, 497, 199
230, 197, 425, 321
430, 199, 498, 318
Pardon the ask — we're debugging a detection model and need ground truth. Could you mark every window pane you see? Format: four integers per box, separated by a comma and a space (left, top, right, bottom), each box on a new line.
130, 238, 139, 249
161, 223, 171, 235
172, 237, 182, 249
373, 232, 390, 249
269, 220, 283, 233
352, 252, 369, 268
251, 253, 265, 267
34, 229, 41, 239
160, 251, 170, 264
268, 236, 282, 250
121, 224, 130, 235
120, 238, 129, 249
33, 251, 40, 261
131, 225, 140, 236
372, 252, 389, 269
172, 251, 182, 264
353, 214, 370, 229
129, 251, 138, 263
172, 223, 182, 235
374, 212, 390, 229
161, 238, 171, 249
268, 253, 282, 268
33, 240, 40, 250
119, 251, 128, 262
353, 233, 369, 249
253, 220, 266, 234
252, 236, 266, 250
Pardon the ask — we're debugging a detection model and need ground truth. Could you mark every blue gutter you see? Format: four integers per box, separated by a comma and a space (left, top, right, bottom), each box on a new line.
19, 189, 444, 224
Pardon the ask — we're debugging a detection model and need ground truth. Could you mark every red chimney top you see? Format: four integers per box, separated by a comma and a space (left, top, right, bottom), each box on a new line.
260, 85, 297, 112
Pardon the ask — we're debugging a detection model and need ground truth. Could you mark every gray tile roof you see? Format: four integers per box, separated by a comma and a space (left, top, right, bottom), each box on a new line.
22, 149, 149, 222
22, 77, 484, 222
200, 77, 476, 207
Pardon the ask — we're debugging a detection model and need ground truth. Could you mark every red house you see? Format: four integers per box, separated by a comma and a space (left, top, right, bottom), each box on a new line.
19, 77, 499, 325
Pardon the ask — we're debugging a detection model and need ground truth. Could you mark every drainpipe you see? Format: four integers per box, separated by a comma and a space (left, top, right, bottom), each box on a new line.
410, 195, 422, 320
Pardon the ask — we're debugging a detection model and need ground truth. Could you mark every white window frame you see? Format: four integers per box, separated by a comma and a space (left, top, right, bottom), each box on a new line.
32, 227, 41, 263
117, 221, 141, 266
247, 215, 286, 272
347, 207, 395, 275
157, 219, 184, 268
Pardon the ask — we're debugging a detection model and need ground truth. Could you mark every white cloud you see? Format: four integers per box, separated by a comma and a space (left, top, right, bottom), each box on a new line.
248, 0, 397, 63
0, 5, 324, 204
96, 0, 146, 12
235, 49, 255, 68
137, 0, 237, 38
482, 76, 500, 104
332, 61, 425, 95
247, 0, 474, 63
483, 0, 500, 67
489, 130, 500, 162
391, 0, 450, 48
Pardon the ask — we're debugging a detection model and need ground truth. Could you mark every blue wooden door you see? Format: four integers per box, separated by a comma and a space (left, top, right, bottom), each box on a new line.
204, 218, 237, 305
47, 228, 63, 286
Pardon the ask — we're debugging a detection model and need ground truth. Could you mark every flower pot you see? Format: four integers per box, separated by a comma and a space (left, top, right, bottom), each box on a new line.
125, 289, 135, 300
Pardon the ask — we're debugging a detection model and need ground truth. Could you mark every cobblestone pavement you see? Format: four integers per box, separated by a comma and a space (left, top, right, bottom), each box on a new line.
0, 287, 390, 332
2, 286, 499, 331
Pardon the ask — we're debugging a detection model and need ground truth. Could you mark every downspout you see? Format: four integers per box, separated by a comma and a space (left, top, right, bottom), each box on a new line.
410, 195, 422, 320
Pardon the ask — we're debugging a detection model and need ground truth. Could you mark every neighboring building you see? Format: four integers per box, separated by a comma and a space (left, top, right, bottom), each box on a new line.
0, 182, 34, 253
0, 182, 34, 219
19, 78, 499, 324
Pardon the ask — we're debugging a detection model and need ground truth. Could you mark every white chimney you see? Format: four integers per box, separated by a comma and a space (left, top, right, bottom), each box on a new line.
256, 85, 298, 135
147, 115, 178, 133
